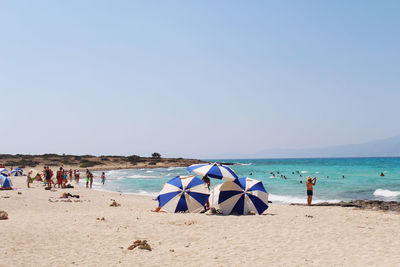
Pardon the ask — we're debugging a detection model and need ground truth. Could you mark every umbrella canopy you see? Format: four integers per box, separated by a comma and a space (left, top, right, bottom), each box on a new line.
187, 162, 238, 181
11, 168, 23, 176
213, 177, 269, 215
1, 168, 9, 176
157, 175, 210, 213
0, 176, 13, 188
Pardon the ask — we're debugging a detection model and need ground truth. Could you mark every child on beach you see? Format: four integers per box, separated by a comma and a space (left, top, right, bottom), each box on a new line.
101, 172, 105, 185
75, 169, 80, 183
306, 176, 317, 206
26, 171, 31, 188
86, 169, 90, 188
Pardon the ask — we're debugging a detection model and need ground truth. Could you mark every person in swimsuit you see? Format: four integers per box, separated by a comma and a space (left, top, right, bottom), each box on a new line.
45, 167, 52, 189
202, 175, 211, 210
89, 171, 94, 188
56, 167, 63, 188
86, 169, 90, 188
101, 172, 105, 185
63, 171, 68, 187
27, 171, 32, 188
75, 169, 80, 183
306, 176, 317, 206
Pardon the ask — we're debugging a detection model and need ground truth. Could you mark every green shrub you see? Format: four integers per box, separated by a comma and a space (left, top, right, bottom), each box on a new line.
152, 153, 161, 160
80, 160, 100, 168
127, 155, 143, 164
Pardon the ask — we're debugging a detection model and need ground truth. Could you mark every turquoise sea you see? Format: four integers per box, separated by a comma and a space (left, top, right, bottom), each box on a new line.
91, 157, 400, 204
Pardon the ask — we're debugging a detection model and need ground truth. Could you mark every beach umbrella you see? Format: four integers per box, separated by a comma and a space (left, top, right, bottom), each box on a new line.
11, 168, 23, 176
187, 162, 238, 181
0, 168, 9, 176
0, 176, 12, 188
157, 175, 210, 213
212, 177, 269, 215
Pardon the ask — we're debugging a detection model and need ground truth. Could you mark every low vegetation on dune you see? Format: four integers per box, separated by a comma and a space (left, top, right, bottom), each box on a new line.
0, 153, 204, 170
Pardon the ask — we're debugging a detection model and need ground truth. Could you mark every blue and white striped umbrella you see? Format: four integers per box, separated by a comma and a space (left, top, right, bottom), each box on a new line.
0, 176, 12, 188
1, 168, 9, 177
187, 162, 238, 181
157, 175, 210, 213
214, 177, 269, 215
11, 168, 23, 176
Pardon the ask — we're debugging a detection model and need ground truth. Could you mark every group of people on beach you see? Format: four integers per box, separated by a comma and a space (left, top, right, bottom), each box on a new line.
25, 167, 106, 189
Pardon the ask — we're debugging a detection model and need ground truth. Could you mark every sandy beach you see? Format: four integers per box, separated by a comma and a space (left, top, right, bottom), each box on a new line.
1, 173, 399, 267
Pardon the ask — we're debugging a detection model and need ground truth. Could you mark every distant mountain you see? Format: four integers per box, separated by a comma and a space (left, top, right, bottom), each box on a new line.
251, 136, 400, 158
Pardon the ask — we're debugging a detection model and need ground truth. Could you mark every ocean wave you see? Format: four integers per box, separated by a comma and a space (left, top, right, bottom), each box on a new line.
235, 162, 253, 166
127, 175, 162, 179
146, 171, 153, 173
373, 189, 400, 197
167, 167, 185, 171
301, 171, 308, 174
269, 194, 341, 204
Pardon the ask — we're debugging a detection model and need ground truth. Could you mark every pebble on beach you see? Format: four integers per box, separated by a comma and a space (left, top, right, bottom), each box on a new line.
0, 210, 8, 220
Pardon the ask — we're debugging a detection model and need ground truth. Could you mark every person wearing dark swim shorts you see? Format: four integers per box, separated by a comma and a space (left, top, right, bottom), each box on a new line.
306, 176, 317, 206
45, 167, 52, 189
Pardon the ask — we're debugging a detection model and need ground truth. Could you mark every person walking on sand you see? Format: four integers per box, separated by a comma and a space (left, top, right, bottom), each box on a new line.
56, 167, 63, 188
45, 167, 52, 189
101, 172, 106, 185
27, 171, 32, 188
306, 176, 317, 206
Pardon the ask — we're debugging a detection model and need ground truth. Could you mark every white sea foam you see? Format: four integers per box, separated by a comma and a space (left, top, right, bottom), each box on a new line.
235, 162, 253, 166
269, 194, 341, 204
127, 175, 162, 179
146, 171, 153, 173
167, 167, 185, 171
373, 189, 400, 197
301, 171, 308, 174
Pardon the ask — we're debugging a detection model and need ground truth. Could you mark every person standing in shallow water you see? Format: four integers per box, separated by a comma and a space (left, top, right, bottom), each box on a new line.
306, 176, 317, 206
101, 172, 106, 185
86, 169, 90, 188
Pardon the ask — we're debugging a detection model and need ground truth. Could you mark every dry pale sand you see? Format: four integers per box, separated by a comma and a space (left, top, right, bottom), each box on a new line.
1, 176, 399, 267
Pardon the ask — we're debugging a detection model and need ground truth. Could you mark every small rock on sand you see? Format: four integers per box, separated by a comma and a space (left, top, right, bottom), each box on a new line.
0, 210, 8, 220
17, 192, 22, 195
127, 240, 152, 251
110, 200, 121, 207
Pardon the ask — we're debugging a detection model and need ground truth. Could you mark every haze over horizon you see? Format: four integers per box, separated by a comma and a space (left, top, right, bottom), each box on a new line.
1, 1, 400, 158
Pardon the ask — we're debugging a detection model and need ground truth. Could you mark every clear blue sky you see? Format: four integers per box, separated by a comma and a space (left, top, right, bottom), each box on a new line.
1, 1, 399, 158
